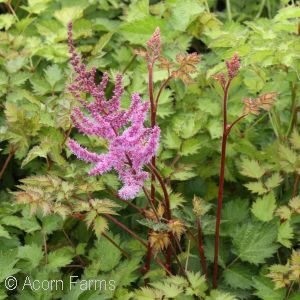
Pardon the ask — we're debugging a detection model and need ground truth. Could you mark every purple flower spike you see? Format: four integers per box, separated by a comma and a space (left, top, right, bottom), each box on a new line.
67, 22, 160, 200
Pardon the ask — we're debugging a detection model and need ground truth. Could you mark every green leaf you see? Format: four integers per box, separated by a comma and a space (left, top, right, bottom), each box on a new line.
232, 221, 278, 264
21, 145, 50, 168
41, 215, 63, 235
206, 290, 237, 300
0, 250, 19, 282
93, 216, 108, 237
17, 244, 43, 269
23, 0, 52, 14
5, 57, 27, 74
240, 158, 265, 179
252, 276, 285, 300
185, 271, 208, 296
124, 0, 149, 22
54, 6, 84, 26
88, 235, 122, 272
163, 129, 181, 150
207, 120, 222, 139
47, 247, 74, 270
30, 77, 52, 95
278, 144, 297, 165
167, 0, 205, 32
244, 181, 268, 195
223, 263, 255, 290
44, 65, 63, 88
291, 129, 300, 150
137, 219, 169, 231
274, 6, 300, 21
223, 199, 250, 225
0, 14, 15, 30
120, 16, 170, 45
252, 193, 276, 222
92, 32, 114, 55
0, 225, 11, 239
277, 221, 294, 248
265, 173, 283, 190
180, 138, 202, 156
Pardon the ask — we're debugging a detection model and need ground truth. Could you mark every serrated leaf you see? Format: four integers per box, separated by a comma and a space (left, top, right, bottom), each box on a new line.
185, 271, 207, 296
137, 219, 169, 231
44, 65, 63, 88
88, 235, 122, 272
277, 221, 293, 248
180, 138, 202, 156
0, 225, 11, 239
252, 276, 285, 300
223, 263, 255, 290
0, 14, 15, 30
206, 290, 237, 300
167, 0, 204, 32
17, 244, 43, 269
21, 145, 50, 168
93, 216, 108, 237
291, 129, 300, 150
265, 173, 283, 190
274, 6, 300, 21
54, 6, 84, 26
232, 221, 278, 264
279, 144, 297, 165
240, 158, 265, 179
47, 247, 74, 270
244, 181, 268, 195
120, 16, 170, 45
163, 129, 181, 150
0, 250, 19, 282
252, 193, 276, 222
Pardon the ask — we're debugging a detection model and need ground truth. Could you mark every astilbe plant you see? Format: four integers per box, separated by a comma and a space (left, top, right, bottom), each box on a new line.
66, 23, 201, 282
212, 53, 277, 288
67, 22, 160, 200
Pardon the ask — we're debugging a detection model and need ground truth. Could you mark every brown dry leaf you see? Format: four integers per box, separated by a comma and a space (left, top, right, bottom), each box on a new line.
157, 56, 175, 71
255, 92, 278, 111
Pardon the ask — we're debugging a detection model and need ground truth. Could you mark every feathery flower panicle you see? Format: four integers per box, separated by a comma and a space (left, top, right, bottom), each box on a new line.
226, 52, 240, 79
212, 53, 240, 90
67, 22, 160, 200
147, 27, 161, 60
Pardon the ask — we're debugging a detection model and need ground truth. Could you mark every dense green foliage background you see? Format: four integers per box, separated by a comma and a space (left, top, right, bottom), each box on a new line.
0, 0, 300, 299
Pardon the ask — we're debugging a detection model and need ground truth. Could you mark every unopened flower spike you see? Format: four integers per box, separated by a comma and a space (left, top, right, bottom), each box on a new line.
67, 22, 160, 200
226, 52, 240, 79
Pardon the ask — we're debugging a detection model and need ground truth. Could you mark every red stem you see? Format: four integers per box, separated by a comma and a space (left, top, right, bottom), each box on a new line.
147, 164, 171, 220
293, 173, 299, 197
143, 243, 152, 285
197, 217, 208, 280
213, 80, 231, 289
104, 213, 147, 247
102, 232, 131, 259
144, 61, 156, 279
154, 76, 171, 111
0, 146, 15, 180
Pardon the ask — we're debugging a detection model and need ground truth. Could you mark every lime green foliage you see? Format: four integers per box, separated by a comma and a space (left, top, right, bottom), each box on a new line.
0, 0, 299, 299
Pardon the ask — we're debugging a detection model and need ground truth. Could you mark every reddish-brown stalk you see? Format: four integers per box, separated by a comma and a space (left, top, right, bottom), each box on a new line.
213, 78, 231, 288
196, 216, 208, 280
0, 146, 15, 180
144, 49, 173, 277
213, 81, 247, 288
